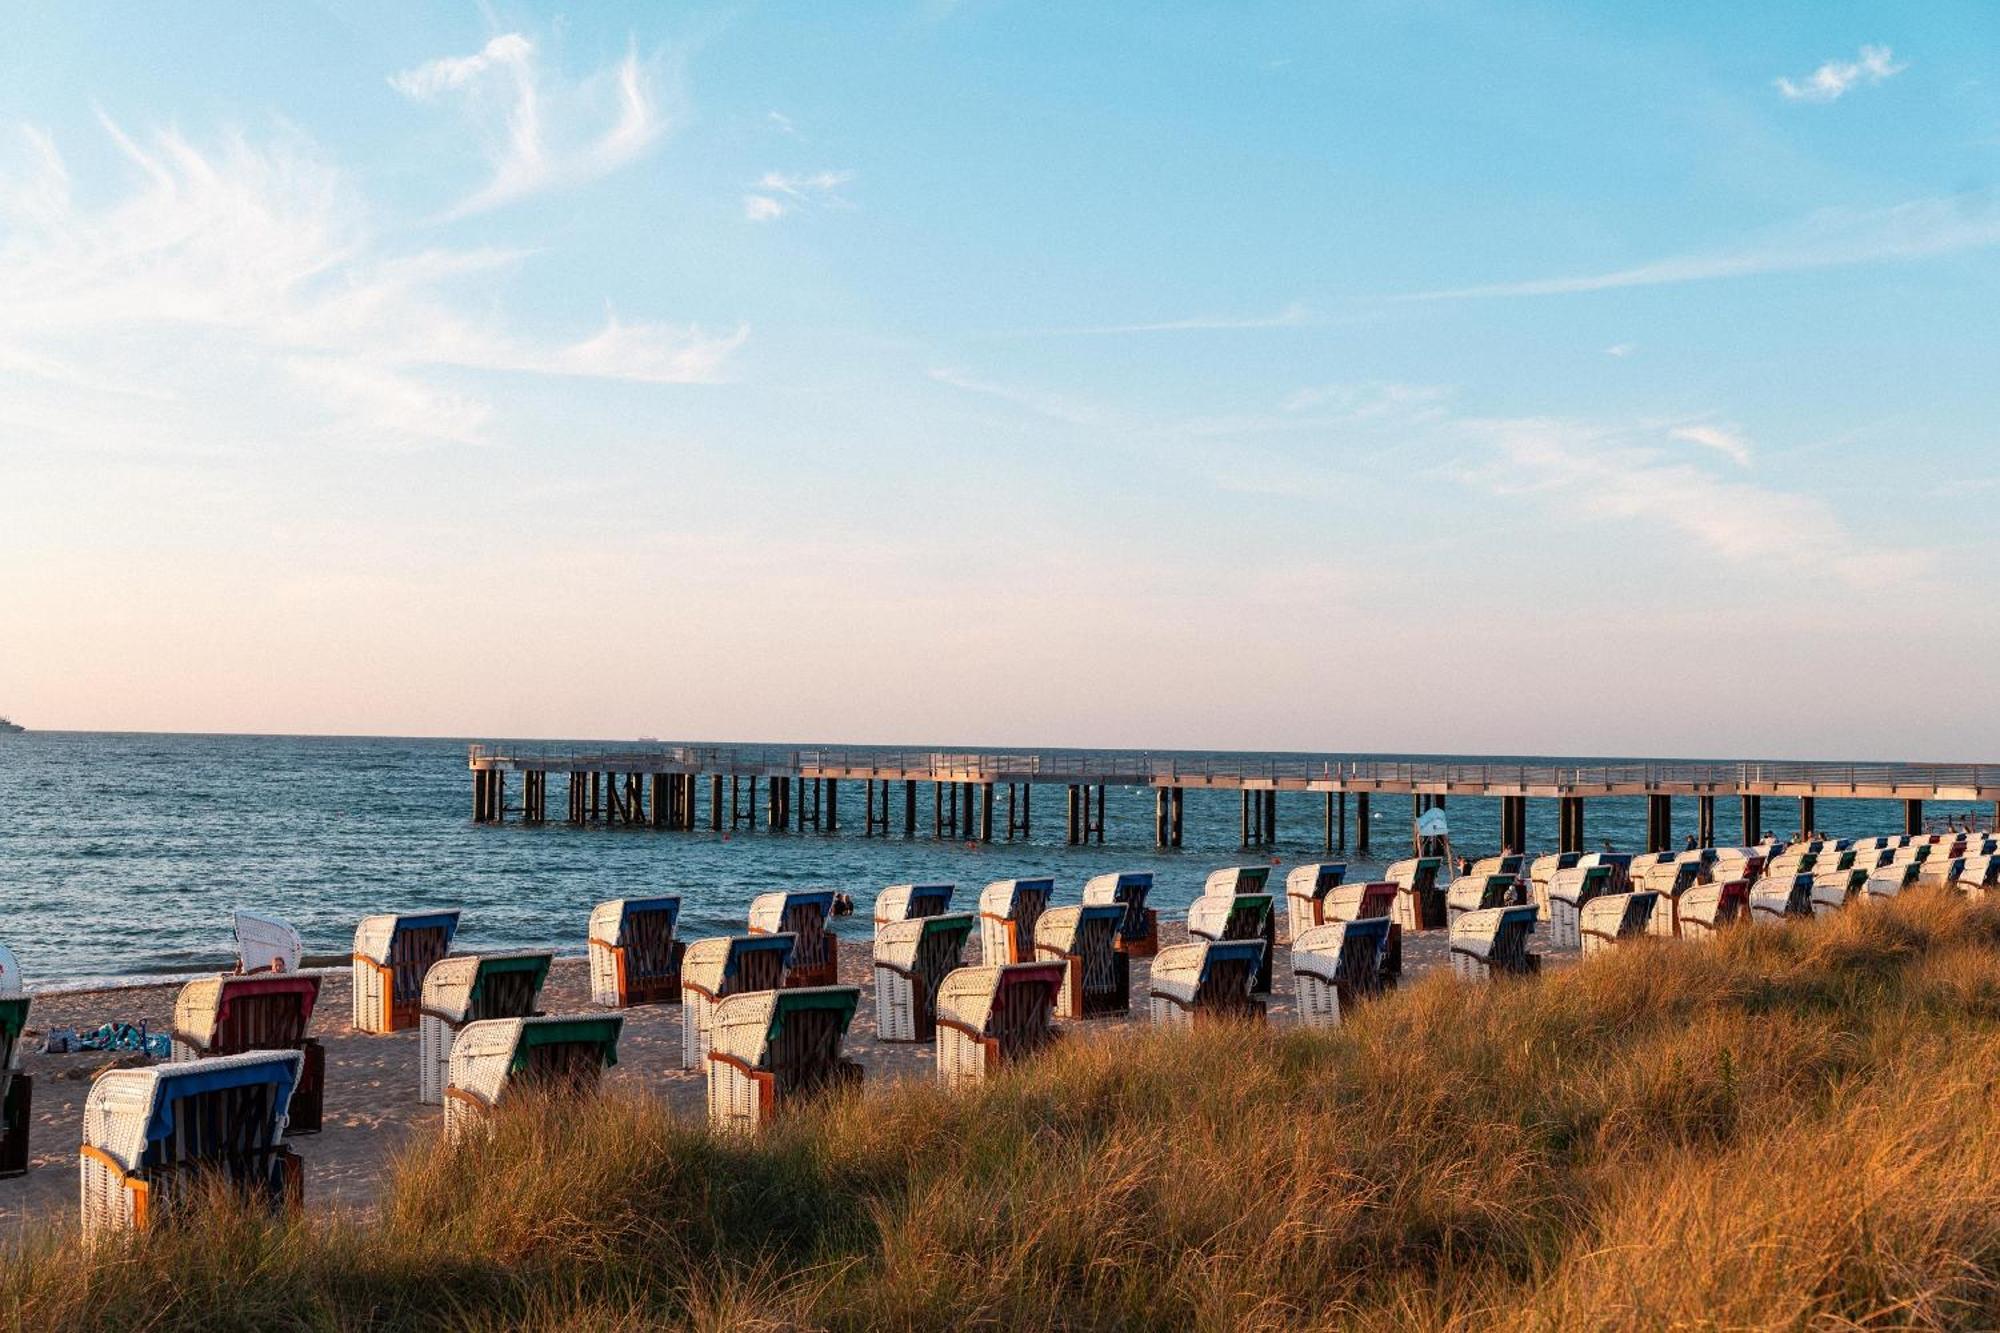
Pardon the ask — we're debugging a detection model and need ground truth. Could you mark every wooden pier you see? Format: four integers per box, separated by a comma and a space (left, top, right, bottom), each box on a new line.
469, 745, 2000, 854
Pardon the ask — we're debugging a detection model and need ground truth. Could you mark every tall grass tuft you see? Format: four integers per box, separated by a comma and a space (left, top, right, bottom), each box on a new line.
9, 890, 2000, 1330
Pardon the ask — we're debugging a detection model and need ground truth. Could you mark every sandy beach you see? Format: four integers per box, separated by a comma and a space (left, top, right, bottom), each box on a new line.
0, 919, 1484, 1235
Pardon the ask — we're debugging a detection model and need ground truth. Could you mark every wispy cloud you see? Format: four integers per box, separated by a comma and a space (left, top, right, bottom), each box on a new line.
390, 33, 667, 216
1409, 194, 2000, 299
767, 110, 802, 139
1605, 342, 1636, 358
1024, 301, 1312, 336
925, 366, 1108, 427
1669, 423, 1753, 467
743, 169, 854, 223
1776, 45, 1907, 103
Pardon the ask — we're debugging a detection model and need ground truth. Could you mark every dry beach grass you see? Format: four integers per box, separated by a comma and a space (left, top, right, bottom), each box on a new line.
7, 891, 2000, 1330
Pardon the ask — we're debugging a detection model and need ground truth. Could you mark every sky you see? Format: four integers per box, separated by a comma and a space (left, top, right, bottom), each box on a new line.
1, 2, 1996, 759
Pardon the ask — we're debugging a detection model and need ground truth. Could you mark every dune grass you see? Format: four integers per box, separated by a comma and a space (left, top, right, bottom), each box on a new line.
9, 890, 2000, 1330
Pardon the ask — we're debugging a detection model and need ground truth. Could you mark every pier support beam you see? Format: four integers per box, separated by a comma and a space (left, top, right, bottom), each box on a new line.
1170, 786, 1183, 848
1741, 794, 1761, 844
710, 775, 723, 830
1155, 788, 1170, 847
826, 779, 839, 833
904, 780, 917, 837
1356, 792, 1370, 854
1069, 785, 1084, 846
1698, 795, 1716, 848
1646, 794, 1672, 854
979, 781, 993, 842
1262, 789, 1276, 847
1558, 797, 1585, 855
1798, 796, 1816, 839
1500, 796, 1528, 855
1904, 799, 1924, 836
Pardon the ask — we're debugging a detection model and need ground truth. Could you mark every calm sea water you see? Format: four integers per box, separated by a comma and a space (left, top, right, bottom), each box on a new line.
0, 732, 1985, 985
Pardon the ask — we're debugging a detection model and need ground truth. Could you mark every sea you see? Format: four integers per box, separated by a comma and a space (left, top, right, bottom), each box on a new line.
0, 731, 1988, 987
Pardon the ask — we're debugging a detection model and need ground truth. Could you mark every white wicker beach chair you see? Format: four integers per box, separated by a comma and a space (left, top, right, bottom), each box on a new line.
1956, 854, 1999, 894
1032, 903, 1129, 1019
680, 934, 796, 1071
1080, 870, 1159, 958
1186, 885, 1277, 994
1677, 880, 1750, 940
417, 952, 552, 1105
1447, 905, 1540, 981
1468, 853, 1525, 881
934, 963, 1066, 1088
1748, 874, 1814, 924
1384, 857, 1446, 932
443, 1014, 622, 1140
1577, 851, 1634, 894
587, 897, 684, 1009
233, 911, 303, 975
170, 973, 325, 1134
748, 890, 840, 987
1322, 881, 1402, 984
351, 911, 460, 1034
1546, 865, 1615, 950
1578, 891, 1659, 957
1147, 939, 1267, 1026
1204, 865, 1273, 896
1636, 861, 1708, 938
1283, 862, 1348, 941
0, 946, 28, 1178
1528, 852, 1581, 917
1914, 856, 1966, 889
873, 913, 975, 1042
872, 883, 956, 932
978, 877, 1055, 965
1808, 869, 1865, 916
81, 1050, 303, 1237
1862, 864, 1919, 902
1290, 917, 1394, 1028
1706, 848, 1765, 886
1444, 873, 1519, 929
706, 987, 862, 1133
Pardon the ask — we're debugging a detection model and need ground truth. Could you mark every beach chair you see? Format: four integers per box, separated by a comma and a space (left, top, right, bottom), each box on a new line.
443, 1015, 622, 1140
1579, 891, 1659, 957
587, 897, 685, 1008
1807, 871, 1860, 917
1578, 851, 1634, 894
418, 952, 552, 1105
872, 883, 955, 931
1863, 864, 1919, 902
1290, 917, 1394, 1027
748, 890, 839, 987
1529, 852, 1581, 917
234, 911, 303, 974
1384, 857, 1447, 931
1147, 939, 1267, 1026
351, 911, 460, 1034
1033, 903, 1129, 1019
1186, 883, 1277, 994
1546, 865, 1615, 950
1445, 873, 1519, 928
934, 963, 1066, 1087
680, 934, 796, 1071
1081, 870, 1159, 958
1677, 880, 1750, 940
978, 877, 1055, 965
873, 912, 975, 1041
0, 946, 28, 1178
1448, 905, 1541, 981
81, 1051, 303, 1237
1323, 881, 1403, 983
1469, 853, 1525, 881
1707, 848, 1766, 887
1748, 874, 1814, 924
1283, 862, 1347, 941
1956, 854, 1999, 894
1915, 857, 1966, 890
1637, 861, 1707, 938
170, 974, 325, 1134
707, 987, 862, 1133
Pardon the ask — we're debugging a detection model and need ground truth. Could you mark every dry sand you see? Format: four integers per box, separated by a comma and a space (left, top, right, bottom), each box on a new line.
0, 919, 1495, 1235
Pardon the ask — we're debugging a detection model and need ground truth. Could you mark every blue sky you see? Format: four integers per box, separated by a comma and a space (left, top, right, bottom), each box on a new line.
2, 3, 1996, 758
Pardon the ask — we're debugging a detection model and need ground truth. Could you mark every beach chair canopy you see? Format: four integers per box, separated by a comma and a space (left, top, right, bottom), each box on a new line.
1530, 851, 1581, 881
1325, 881, 1398, 921
1469, 854, 1524, 879
1149, 939, 1266, 1014
873, 884, 956, 927
421, 951, 552, 1025
1447, 874, 1517, 914
1204, 865, 1273, 896
0, 945, 19, 998
874, 913, 975, 972
234, 911, 303, 974
934, 963, 1065, 1067
979, 877, 1055, 963
1291, 918, 1393, 988
0, 994, 28, 1073
353, 911, 460, 966
589, 896, 682, 952
1285, 863, 1348, 915
173, 975, 320, 1053
85, 1050, 302, 1173
1580, 891, 1658, 945
1080, 871, 1155, 941
447, 1015, 622, 1109
1549, 864, 1614, 904
682, 934, 796, 999
1035, 903, 1125, 956
1448, 905, 1540, 977
1187, 891, 1274, 940
710, 987, 861, 1100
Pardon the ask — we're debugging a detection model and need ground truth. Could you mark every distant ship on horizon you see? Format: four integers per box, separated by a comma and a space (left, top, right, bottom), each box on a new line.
0, 717, 23, 734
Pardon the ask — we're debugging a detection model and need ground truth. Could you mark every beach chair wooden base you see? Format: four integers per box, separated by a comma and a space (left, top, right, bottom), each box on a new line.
1116, 910, 1160, 959
0, 1074, 30, 1178
82, 1146, 305, 1232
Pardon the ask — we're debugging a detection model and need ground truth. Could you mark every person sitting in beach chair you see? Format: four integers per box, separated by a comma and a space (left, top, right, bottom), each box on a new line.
443, 1015, 622, 1141
1676, 880, 1750, 940
1290, 917, 1394, 1027
1546, 864, 1614, 950
587, 897, 685, 1009
0, 946, 29, 1178
418, 952, 553, 1105
1033, 903, 1129, 1019
680, 934, 796, 1071
1579, 891, 1659, 957
872, 883, 956, 933
351, 911, 460, 1034
707, 987, 862, 1133
1384, 857, 1447, 932
170, 973, 326, 1134
1147, 938, 1267, 1026
1187, 874, 1277, 994
233, 911, 303, 975
1448, 905, 1540, 981
748, 890, 840, 987
1445, 873, 1519, 929
1748, 873, 1815, 924
81, 1050, 304, 1237
1080, 871, 1159, 957
873, 912, 976, 1041
978, 877, 1055, 965
1283, 862, 1347, 941
1323, 881, 1403, 985
934, 962, 1066, 1088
